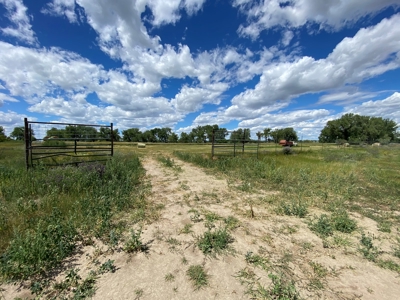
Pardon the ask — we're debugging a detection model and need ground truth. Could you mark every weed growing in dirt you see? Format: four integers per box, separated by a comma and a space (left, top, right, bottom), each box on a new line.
245, 251, 269, 270
331, 210, 357, 233
279, 200, 308, 218
98, 259, 116, 274
309, 214, 334, 237
224, 216, 240, 230
393, 244, 400, 259
359, 234, 379, 262
377, 260, 400, 273
157, 155, 181, 171
377, 220, 392, 233
165, 273, 175, 282
180, 224, 193, 234
124, 229, 148, 253
196, 228, 234, 255
186, 265, 209, 290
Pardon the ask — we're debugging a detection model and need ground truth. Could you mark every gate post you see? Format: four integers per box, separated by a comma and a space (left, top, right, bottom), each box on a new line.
211, 129, 215, 158
24, 118, 30, 169
110, 123, 114, 157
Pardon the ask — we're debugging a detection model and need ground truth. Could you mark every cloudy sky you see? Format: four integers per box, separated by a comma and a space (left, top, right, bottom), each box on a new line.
0, 0, 400, 139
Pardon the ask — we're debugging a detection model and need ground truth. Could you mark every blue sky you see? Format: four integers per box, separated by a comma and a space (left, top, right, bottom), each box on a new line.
0, 0, 400, 139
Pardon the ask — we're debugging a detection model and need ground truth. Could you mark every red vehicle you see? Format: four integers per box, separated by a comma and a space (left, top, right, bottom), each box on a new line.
279, 140, 295, 147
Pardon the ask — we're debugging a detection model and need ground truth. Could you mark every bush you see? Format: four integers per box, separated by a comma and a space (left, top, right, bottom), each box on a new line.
282, 146, 293, 155
331, 210, 357, 233
42, 139, 67, 147
309, 214, 333, 237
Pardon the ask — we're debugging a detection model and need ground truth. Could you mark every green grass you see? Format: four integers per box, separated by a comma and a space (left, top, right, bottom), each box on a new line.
186, 265, 209, 290
173, 146, 400, 223
0, 143, 147, 280
196, 228, 234, 255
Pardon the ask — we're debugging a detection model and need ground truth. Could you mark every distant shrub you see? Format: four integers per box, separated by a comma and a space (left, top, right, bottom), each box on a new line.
282, 146, 293, 155
42, 139, 67, 147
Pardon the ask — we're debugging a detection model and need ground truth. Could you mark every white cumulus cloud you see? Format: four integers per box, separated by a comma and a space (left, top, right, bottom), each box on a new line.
0, 0, 37, 45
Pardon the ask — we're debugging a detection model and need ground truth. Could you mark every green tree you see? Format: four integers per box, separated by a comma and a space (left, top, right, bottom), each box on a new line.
168, 132, 179, 143
0, 126, 6, 142
10, 126, 35, 141
270, 128, 298, 142
178, 132, 193, 143
46, 127, 65, 139
319, 114, 397, 143
230, 128, 251, 141
263, 128, 272, 142
122, 128, 142, 142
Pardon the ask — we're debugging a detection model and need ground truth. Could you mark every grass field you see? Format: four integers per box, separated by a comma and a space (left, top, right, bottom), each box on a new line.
1, 141, 399, 298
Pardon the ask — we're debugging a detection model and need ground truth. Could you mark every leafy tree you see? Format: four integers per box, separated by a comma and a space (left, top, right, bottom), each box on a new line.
271, 128, 298, 142
0, 126, 6, 142
10, 126, 35, 141
178, 132, 193, 143
156, 127, 172, 143
168, 132, 179, 143
99, 127, 120, 141
319, 114, 398, 143
230, 128, 251, 141
46, 127, 65, 139
122, 128, 143, 142
263, 128, 272, 142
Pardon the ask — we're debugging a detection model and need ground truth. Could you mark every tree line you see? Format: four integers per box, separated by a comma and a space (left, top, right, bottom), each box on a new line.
1, 114, 398, 144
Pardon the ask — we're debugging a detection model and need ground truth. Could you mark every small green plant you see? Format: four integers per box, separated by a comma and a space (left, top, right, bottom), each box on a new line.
196, 228, 234, 255
98, 259, 116, 274
157, 155, 181, 171
73, 271, 97, 299
331, 210, 357, 233
393, 244, 400, 259
224, 216, 240, 230
186, 265, 209, 290
309, 214, 333, 237
65, 267, 81, 286
245, 251, 269, 270
124, 229, 148, 253
165, 273, 175, 282
360, 234, 379, 261
279, 200, 308, 218
134, 288, 144, 299
180, 223, 193, 234
377, 220, 392, 233
181, 256, 189, 265
377, 260, 400, 273
266, 273, 299, 299
30, 281, 44, 296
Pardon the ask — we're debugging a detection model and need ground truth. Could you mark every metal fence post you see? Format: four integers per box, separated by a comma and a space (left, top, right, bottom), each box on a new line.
24, 118, 30, 169
111, 123, 114, 157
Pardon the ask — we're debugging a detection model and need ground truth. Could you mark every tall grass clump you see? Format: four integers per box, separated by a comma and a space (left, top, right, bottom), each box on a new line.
0, 151, 146, 280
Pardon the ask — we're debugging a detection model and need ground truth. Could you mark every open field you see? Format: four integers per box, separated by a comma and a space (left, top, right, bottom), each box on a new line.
1, 142, 400, 299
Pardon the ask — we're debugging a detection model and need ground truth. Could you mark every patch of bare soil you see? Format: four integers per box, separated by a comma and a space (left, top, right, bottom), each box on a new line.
2, 156, 400, 299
